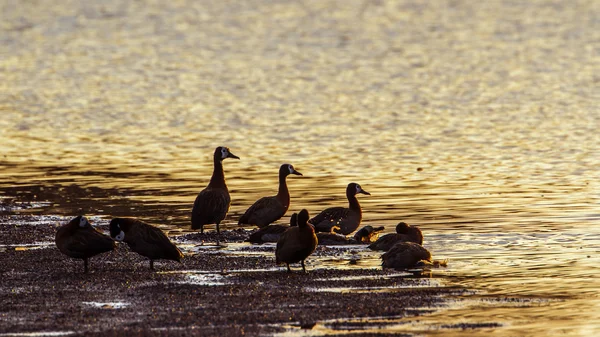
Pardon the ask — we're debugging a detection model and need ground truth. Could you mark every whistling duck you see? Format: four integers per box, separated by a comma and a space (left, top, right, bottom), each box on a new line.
368, 222, 423, 251
276, 209, 318, 272
239, 164, 302, 228
310, 182, 370, 235
191, 146, 239, 245
110, 218, 183, 270
55, 215, 115, 273
381, 241, 431, 269
353, 225, 385, 243
247, 213, 297, 244
317, 225, 385, 245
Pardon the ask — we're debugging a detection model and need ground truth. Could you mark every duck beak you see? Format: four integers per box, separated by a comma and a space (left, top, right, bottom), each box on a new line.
227, 152, 240, 160
292, 169, 303, 176
359, 189, 371, 196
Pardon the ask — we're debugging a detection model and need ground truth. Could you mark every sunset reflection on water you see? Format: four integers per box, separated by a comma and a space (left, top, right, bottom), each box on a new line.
1, 0, 599, 335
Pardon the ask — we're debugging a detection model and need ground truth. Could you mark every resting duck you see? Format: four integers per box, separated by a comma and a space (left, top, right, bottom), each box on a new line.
310, 182, 370, 235
55, 215, 115, 273
317, 225, 385, 245
353, 225, 385, 243
276, 209, 318, 273
247, 213, 297, 244
316, 232, 351, 245
110, 218, 183, 270
381, 242, 431, 269
191, 146, 239, 245
368, 222, 423, 251
238, 164, 302, 228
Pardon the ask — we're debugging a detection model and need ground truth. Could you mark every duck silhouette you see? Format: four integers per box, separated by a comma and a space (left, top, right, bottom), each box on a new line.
275, 209, 318, 272
191, 146, 239, 245
55, 215, 115, 273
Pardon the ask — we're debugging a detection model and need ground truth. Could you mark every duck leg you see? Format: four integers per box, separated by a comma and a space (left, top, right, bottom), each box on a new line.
150, 260, 154, 270
216, 222, 221, 246
301, 260, 307, 273
286, 263, 291, 273
84, 258, 89, 274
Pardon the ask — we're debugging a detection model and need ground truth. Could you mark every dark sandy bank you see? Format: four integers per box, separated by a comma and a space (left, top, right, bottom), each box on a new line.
0, 214, 465, 337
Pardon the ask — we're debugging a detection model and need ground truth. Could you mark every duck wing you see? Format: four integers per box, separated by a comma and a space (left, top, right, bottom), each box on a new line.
248, 224, 288, 244
239, 196, 286, 227
66, 228, 115, 258
127, 220, 183, 261
310, 207, 349, 232
316, 232, 350, 245
369, 233, 417, 251
382, 242, 431, 269
275, 227, 306, 264
192, 187, 230, 228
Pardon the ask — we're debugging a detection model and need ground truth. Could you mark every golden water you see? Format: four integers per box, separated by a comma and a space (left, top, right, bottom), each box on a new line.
1, 0, 599, 335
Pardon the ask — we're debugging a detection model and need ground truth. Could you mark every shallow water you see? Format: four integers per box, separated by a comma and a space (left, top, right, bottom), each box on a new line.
1, 0, 599, 335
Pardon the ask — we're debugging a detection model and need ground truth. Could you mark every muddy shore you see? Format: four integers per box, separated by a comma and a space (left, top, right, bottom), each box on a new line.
0, 211, 467, 336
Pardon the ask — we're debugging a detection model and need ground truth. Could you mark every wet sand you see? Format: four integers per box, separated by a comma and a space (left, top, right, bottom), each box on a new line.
1, 212, 463, 337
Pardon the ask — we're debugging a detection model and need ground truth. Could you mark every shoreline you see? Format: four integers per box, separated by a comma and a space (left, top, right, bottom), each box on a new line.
1, 212, 468, 336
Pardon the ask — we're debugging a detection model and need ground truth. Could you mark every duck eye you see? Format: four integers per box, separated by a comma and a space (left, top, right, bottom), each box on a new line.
79, 217, 87, 227
356, 185, 361, 192
221, 148, 228, 158
288, 165, 294, 173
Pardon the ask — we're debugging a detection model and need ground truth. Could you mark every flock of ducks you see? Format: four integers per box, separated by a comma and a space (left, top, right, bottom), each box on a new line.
55, 146, 435, 273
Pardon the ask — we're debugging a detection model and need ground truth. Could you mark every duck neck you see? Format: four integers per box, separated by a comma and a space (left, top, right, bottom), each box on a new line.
347, 192, 361, 213
208, 157, 227, 189
277, 172, 290, 206
298, 220, 314, 233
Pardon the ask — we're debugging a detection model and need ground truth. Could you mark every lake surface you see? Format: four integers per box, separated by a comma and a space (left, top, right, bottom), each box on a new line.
1, 0, 599, 335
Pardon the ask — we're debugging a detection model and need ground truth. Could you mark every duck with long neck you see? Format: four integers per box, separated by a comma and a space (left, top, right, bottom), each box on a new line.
191, 146, 240, 245
310, 182, 371, 236
238, 164, 303, 228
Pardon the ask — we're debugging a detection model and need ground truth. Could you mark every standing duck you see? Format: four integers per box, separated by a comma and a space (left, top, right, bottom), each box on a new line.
238, 164, 303, 228
55, 215, 116, 273
276, 209, 318, 273
191, 146, 239, 245
381, 242, 431, 269
247, 213, 297, 244
310, 182, 371, 235
110, 218, 184, 270
368, 222, 423, 251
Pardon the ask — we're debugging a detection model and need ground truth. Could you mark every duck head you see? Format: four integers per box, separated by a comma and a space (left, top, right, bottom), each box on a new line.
215, 146, 240, 161
281, 163, 302, 177
361, 225, 375, 235
109, 218, 126, 241
297, 209, 310, 227
70, 215, 90, 228
347, 182, 371, 196
395, 222, 410, 234
289, 213, 298, 227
